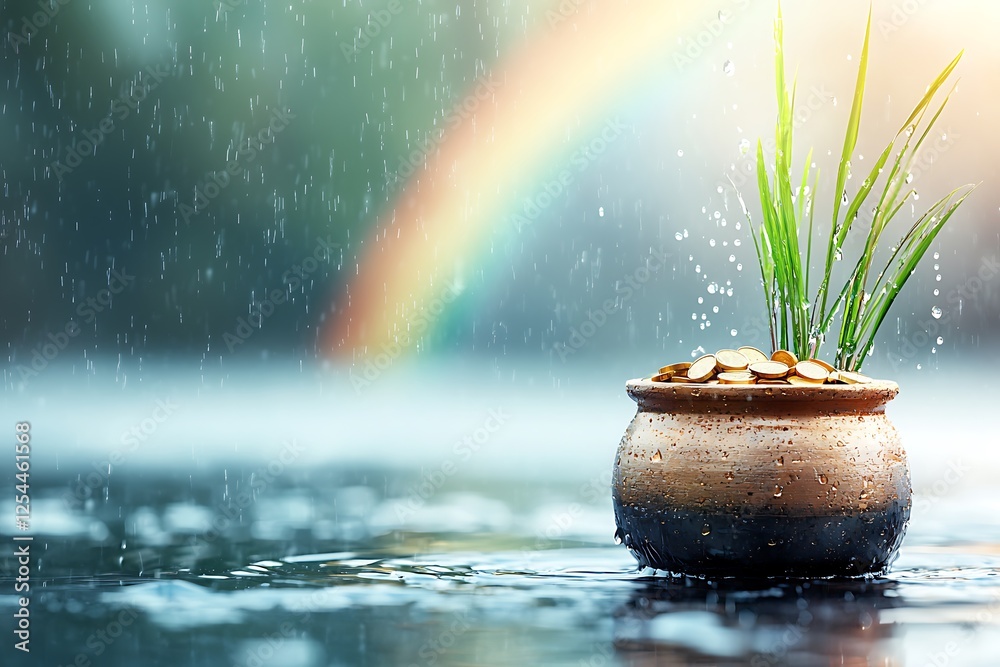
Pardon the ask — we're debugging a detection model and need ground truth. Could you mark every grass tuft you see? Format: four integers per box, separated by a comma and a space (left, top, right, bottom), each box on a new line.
735, 5, 976, 371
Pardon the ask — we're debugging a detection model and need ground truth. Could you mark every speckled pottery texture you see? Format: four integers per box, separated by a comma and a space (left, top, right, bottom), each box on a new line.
612, 379, 911, 578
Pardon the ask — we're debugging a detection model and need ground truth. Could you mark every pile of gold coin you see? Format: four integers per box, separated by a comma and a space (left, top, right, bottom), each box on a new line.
650, 347, 872, 386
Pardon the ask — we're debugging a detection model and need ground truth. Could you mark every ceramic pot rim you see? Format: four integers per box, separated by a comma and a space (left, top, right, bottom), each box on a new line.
626, 377, 899, 413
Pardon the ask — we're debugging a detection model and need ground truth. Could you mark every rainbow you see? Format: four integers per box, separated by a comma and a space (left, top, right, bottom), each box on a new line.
326, 1, 722, 358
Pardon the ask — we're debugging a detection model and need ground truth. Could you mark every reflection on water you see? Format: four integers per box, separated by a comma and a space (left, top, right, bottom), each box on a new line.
3, 466, 1000, 667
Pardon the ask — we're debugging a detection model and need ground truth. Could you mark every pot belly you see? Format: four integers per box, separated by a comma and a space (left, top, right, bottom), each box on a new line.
612, 407, 912, 577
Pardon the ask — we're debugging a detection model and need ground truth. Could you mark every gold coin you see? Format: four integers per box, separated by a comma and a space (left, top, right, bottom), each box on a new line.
651, 371, 674, 382
756, 379, 791, 385
718, 372, 757, 384
808, 358, 836, 373
715, 349, 750, 372
838, 370, 872, 384
737, 346, 770, 364
771, 349, 798, 366
687, 355, 718, 382
658, 362, 692, 374
794, 360, 830, 383
787, 375, 822, 386
670, 375, 696, 383
748, 360, 790, 379
827, 370, 842, 383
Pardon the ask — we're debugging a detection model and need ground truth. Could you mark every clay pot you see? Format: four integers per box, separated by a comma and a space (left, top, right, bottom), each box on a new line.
612, 379, 911, 578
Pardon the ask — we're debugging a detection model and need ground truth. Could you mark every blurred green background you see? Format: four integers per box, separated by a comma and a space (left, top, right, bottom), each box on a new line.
2, 0, 998, 383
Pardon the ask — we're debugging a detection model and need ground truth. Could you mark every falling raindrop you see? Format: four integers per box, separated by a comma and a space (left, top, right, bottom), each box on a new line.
937, 336, 944, 345
598, 207, 605, 217
677, 149, 685, 157
730, 328, 738, 337
739, 138, 751, 155
675, 232, 684, 241
931, 306, 942, 319
723, 60, 735, 76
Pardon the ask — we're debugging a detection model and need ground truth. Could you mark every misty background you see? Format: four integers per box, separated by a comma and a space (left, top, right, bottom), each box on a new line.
2, 0, 998, 477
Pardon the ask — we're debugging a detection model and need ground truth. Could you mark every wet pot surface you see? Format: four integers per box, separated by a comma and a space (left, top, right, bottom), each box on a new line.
612, 379, 912, 578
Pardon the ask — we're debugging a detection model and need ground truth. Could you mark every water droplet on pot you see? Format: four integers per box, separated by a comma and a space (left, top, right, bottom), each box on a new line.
818, 474, 828, 485
773, 485, 783, 498
651, 450, 662, 462
613, 528, 624, 545
724, 472, 734, 481
767, 538, 777, 546
776, 456, 784, 467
